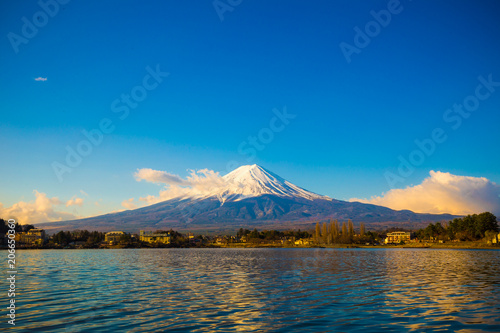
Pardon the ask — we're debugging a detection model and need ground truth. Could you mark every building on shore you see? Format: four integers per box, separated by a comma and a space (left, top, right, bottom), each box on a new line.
139, 230, 171, 244
294, 238, 312, 246
385, 231, 411, 244
105, 231, 125, 244
214, 236, 227, 245
16, 229, 46, 245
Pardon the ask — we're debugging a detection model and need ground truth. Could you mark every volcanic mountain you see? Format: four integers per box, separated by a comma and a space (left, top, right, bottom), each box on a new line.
201, 164, 331, 203
39, 165, 458, 232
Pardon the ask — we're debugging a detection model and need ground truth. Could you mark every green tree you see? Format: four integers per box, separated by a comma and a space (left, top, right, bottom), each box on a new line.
14, 222, 23, 233
249, 228, 260, 239
348, 219, 354, 238
447, 212, 498, 240
0, 219, 8, 234
434, 222, 445, 239
119, 233, 132, 244
475, 212, 498, 238
24, 224, 35, 232
315, 222, 321, 244
341, 222, 347, 243
53, 231, 72, 245
328, 219, 335, 243
322, 222, 328, 244
334, 220, 339, 242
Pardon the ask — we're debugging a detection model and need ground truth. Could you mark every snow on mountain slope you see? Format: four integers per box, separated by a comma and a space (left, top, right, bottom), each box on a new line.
207, 164, 331, 202
37, 164, 460, 233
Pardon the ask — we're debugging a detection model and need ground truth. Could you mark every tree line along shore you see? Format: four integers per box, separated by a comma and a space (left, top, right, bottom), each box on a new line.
1, 212, 498, 249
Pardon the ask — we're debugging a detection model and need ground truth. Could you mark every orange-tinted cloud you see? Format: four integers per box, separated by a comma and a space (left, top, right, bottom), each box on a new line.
351, 171, 500, 215
0, 190, 80, 224
66, 196, 84, 207
121, 198, 137, 210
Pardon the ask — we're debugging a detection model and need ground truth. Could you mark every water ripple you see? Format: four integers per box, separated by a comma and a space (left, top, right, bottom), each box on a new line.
2, 248, 500, 332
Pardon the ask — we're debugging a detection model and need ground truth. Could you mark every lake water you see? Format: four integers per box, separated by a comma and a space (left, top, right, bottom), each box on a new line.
3, 248, 500, 332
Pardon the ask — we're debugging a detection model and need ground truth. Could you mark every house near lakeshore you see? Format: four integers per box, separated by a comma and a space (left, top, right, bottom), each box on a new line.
105, 231, 125, 244
294, 238, 312, 246
16, 229, 46, 245
384, 231, 412, 244
139, 230, 171, 244
214, 236, 227, 245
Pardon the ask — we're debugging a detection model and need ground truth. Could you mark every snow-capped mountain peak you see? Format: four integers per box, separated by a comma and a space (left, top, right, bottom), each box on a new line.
216, 164, 330, 201
37, 163, 459, 232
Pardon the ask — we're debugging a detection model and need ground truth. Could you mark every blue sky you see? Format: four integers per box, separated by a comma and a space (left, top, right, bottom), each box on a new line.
1, 0, 500, 222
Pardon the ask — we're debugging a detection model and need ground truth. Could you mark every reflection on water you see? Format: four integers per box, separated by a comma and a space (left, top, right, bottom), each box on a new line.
3, 248, 500, 332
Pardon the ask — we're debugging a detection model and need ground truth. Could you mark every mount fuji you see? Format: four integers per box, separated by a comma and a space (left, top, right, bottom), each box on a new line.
203, 164, 331, 203
39, 165, 458, 232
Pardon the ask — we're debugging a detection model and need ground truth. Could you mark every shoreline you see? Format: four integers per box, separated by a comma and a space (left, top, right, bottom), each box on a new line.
4, 242, 499, 250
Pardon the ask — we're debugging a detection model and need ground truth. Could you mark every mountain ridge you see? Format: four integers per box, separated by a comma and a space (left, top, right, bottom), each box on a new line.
37, 165, 460, 232
176, 164, 331, 204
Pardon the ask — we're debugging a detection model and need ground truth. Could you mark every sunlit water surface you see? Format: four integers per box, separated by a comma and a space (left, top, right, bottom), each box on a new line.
3, 248, 500, 332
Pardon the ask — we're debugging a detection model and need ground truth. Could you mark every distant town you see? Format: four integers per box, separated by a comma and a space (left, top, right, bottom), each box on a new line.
1, 212, 498, 250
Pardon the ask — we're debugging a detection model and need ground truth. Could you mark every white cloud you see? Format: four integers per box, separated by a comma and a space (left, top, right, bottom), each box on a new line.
351, 171, 500, 215
134, 168, 188, 185
132, 168, 226, 205
34, 77, 47, 81
0, 190, 80, 224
